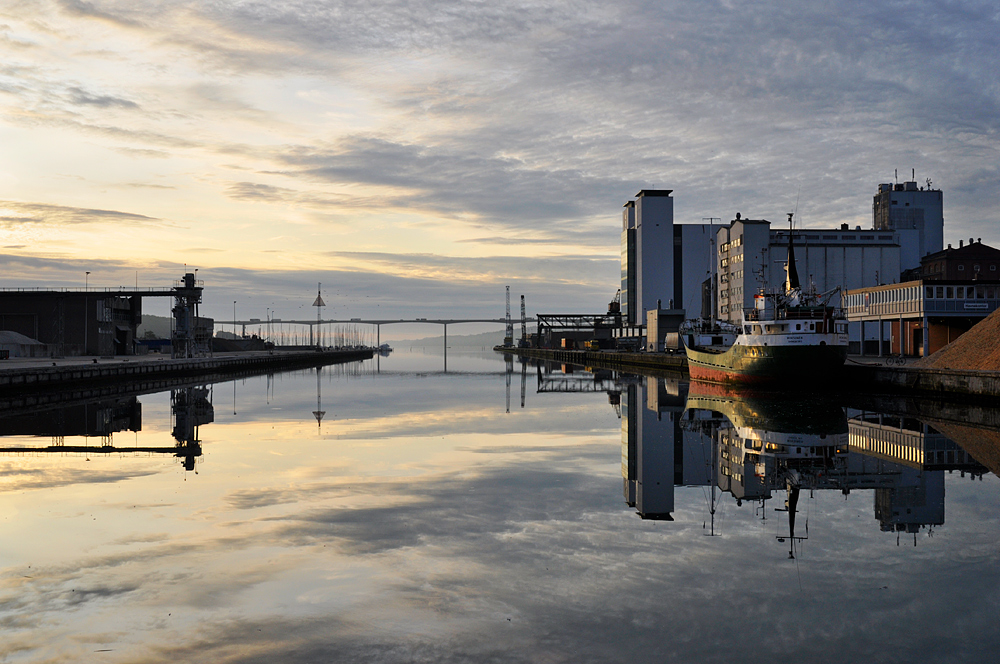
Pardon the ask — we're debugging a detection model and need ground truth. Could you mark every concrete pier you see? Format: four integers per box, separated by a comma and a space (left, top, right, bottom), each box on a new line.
841, 363, 1000, 400
495, 346, 687, 375
0, 349, 372, 405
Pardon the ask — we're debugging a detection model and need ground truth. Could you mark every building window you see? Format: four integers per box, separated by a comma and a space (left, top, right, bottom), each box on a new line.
975, 265, 981, 272
937, 286, 945, 298
946, 287, 954, 298
958, 264, 965, 270
992, 265, 997, 271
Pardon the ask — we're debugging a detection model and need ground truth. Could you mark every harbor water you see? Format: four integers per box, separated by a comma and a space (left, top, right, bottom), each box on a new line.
0, 349, 998, 662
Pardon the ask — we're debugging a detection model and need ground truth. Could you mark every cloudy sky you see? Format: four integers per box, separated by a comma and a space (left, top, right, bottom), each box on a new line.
1, 0, 998, 322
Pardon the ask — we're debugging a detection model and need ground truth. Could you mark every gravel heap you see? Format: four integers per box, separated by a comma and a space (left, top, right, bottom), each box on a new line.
931, 422, 1000, 477
916, 307, 1000, 371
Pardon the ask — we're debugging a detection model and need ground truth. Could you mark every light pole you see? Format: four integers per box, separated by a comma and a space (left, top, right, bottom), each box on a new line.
234, 301, 237, 337
84, 271, 90, 356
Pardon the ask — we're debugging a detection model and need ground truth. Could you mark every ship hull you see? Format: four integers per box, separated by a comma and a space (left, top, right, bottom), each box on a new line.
685, 339, 847, 385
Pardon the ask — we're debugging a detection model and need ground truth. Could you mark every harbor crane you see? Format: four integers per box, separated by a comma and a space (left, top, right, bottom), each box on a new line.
519, 295, 529, 347
504, 286, 514, 347
608, 289, 621, 314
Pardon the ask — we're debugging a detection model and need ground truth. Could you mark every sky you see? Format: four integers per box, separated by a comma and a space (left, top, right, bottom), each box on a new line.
1, 0, 998, 326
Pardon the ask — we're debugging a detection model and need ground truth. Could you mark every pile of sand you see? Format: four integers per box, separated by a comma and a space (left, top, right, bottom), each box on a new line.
916, 307, 1000, 371
930, 422, 1000, 477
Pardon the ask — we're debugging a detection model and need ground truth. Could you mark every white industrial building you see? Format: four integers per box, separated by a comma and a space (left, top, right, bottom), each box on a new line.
619, 179, 945, 349
621, 190, 716, 327
873, 178, 944, 261
716, 217, 921, 323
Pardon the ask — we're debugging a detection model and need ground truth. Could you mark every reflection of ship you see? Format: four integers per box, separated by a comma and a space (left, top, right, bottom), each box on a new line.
682, 215, 848, 384
687, 381, 849, 505
621, 377, 990, 553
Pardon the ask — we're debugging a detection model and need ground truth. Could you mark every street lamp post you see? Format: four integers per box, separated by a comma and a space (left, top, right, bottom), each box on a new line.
84, 271, 90, 356
233, 301, 237, 337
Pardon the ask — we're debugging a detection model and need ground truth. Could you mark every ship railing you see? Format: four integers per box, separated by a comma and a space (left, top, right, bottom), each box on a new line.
779, 310, 827, 321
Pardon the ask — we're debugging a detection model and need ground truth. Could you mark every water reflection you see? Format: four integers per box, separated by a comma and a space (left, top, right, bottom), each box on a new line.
618, 375, 990, 553
0, 352, 999, 661
0, 386, 211, 471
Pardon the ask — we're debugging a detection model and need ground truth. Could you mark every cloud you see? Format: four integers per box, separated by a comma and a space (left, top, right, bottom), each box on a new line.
275, 136, 631, 231
67, 85, 139, 109
0, 466, 160, 493
56, 0, 147, 28
0, 200, 159, 226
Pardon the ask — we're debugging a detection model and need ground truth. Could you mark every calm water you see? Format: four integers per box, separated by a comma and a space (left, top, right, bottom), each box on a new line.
1, 349, 998, 663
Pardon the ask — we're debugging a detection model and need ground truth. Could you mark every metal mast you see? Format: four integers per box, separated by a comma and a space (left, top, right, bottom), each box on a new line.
311, 282, 325, 348
312, 366, 325, 431
504, 286, 513, 346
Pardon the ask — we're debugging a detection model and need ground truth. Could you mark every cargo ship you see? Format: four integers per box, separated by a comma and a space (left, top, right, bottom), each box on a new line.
681, 216, 848, 385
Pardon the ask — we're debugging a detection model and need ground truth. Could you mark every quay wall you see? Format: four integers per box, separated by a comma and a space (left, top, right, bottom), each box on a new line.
0, 349, 372, 400
496, 347, 686, 375
842, 363, 1000, 400
498, 347, 1000, 400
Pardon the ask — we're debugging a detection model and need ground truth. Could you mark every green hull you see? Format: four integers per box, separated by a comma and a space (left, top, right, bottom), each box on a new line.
685, 342, 848, 385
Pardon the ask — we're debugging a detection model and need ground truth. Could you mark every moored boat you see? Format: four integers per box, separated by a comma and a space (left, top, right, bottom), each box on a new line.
682, 215, 848, 385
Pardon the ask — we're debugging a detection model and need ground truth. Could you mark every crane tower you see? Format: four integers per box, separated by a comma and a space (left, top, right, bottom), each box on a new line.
519, 295, 528, 347
504, 286, 513, 346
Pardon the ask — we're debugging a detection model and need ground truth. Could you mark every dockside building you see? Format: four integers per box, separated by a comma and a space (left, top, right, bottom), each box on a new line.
716, 218, 920, 323
621, 190, 716, 327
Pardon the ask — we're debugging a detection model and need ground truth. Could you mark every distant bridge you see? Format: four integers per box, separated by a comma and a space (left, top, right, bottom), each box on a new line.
216, 317, 538, 347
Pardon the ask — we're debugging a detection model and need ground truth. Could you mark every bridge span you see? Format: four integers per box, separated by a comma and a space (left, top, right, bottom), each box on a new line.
215, 317, 539, 347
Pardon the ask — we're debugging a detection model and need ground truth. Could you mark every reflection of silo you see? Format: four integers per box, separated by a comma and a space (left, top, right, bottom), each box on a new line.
875, 468, 945, 533
622, 384, 637, 507
635, 380, 675, 520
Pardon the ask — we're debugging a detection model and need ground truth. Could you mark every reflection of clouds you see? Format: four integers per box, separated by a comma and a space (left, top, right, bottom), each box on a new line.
0, 466, 160, 493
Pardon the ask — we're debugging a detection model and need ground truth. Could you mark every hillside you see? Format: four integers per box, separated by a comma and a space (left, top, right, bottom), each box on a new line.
137, 314, 172, 339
